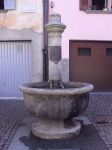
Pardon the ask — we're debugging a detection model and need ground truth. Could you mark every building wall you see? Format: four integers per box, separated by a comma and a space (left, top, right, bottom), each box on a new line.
69, 40, 112, 91
0, 0, 44, 82
0, 0, 43, 32
53, 0, 112, 58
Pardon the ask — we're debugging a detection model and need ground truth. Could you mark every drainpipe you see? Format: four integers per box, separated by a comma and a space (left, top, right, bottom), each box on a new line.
43, 0, 49, 81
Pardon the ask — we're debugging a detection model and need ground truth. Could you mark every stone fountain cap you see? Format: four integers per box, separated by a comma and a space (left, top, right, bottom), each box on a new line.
45, 13, 66, 33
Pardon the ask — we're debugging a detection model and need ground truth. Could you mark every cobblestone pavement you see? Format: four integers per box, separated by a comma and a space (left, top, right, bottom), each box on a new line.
86, 93, 112, 119
0, 93, 112, 150
87, 94, 112, 150
0, 100, 29, 150
94, 115, 112, 150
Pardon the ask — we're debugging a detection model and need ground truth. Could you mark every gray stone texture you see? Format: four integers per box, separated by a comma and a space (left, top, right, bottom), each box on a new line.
49, 61, 62, 80
50, 46, 61, 63
85, 93, 112, 120
61, 58, 69, 82
20, 82, 93, 139
94, 116, 112, 150
10, 123, 108, 150
32, 120, 81, 139
0, 93, 112, 149
0, 100, 29, 150
45, 13, 66, 81
20, 82, 93, 119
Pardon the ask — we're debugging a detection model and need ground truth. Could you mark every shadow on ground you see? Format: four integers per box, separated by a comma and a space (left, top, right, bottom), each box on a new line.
19, 125, 107, 150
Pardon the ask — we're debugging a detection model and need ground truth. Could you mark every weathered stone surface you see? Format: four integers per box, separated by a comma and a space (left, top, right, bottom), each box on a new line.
45, 13, 66, 80
32, 120, 81, 139
22, 89, 90, 120
49, 60, 62, 80
61, 58, 69, 81
50, 46, 61, 63
20, 82, 93, 139
20, 13, 94, 140
1, 95, 112, 149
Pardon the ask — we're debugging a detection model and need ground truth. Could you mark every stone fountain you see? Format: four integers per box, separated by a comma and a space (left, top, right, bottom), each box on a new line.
20, 13, 94, 139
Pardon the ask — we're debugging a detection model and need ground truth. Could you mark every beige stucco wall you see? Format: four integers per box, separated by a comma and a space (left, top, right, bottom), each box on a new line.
0, 0, 43, 32
0, 0, 44, 83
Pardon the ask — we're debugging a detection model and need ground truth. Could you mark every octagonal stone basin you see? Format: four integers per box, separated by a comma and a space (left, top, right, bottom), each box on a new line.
20, 82, 94, 139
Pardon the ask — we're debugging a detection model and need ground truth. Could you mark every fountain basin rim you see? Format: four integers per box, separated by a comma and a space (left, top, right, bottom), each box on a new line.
20, 82, 94, 95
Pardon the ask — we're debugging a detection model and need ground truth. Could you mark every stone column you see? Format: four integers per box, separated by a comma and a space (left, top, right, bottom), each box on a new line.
45, 13, 66, 81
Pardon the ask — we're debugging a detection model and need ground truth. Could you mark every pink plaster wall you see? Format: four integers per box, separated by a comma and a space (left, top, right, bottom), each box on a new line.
53, 0, 112, 58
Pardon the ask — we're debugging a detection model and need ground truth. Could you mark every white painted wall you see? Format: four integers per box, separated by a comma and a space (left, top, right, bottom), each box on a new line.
53, 0, 112, 58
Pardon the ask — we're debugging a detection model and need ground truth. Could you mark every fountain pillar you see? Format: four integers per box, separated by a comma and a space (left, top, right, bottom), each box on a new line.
20, 11, 94, 140
45, 13, 66, 80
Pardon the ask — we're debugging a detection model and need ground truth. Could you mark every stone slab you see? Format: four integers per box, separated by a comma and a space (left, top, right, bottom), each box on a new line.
32, 120, 81, 139
50, 46, 61, 63
8, 117, 107, 150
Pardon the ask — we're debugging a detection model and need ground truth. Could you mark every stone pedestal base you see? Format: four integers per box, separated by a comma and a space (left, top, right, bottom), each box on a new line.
32, 119, 81, 139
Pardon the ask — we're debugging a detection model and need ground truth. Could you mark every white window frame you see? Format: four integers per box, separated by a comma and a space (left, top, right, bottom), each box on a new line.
0, 0, 15, 10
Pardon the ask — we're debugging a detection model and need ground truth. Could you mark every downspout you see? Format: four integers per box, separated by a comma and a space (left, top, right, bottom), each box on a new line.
43, 0, 49, 81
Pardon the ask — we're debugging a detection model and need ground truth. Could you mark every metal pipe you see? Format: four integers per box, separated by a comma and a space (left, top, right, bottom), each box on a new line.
43, 0, 49, 81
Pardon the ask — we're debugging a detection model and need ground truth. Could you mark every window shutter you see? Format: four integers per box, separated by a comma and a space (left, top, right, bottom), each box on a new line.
80, 0, 89, 10
4, 0, 15, 10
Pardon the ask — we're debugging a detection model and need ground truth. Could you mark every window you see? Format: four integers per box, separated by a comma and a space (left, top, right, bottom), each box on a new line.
78, 48, 91, 56
0, 0, 15, 10
92, 0, 105, 10
106, 48, 112, 56
0, 0, 4, 10
80, 0, 112, 11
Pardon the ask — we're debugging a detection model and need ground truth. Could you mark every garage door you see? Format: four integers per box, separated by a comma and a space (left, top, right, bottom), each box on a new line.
69, 40, 112, 92
0, 41, 32, 98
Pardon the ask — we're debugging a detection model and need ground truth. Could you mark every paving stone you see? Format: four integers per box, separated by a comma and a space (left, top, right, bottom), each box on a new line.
8, 123, 108, 150
94, 115, 112, 150
0, 100, 29, 150
0, 94, 112, 150
85, 93, 112, 120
